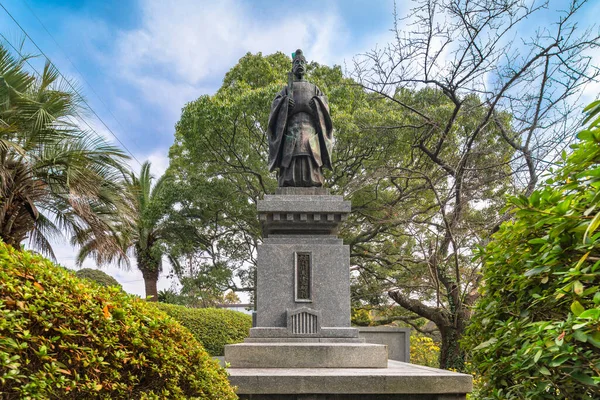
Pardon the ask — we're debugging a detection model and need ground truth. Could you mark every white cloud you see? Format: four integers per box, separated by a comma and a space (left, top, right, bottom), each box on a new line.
102, 0, 377, 158
113, 0, 350, 90
48, 241, 176, 298
142, 148, 170, 177
580, 46, 600, 106
22, 211, 176, 298
120, 74, 202, 121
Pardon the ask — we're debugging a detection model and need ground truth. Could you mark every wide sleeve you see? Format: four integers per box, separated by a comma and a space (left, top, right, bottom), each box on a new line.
312, 92, 334, 170
266, 87, 289, 171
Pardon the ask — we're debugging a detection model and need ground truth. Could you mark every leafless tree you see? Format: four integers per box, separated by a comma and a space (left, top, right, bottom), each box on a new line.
348, 0, 599, 369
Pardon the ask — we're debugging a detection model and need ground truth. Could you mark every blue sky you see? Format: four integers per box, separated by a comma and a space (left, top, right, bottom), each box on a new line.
0, 0, 395, 163
2, 0, 598, 296
1, 0, 397, 295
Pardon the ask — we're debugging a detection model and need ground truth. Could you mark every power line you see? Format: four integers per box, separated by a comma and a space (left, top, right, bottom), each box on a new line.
21, 0, 139, 161
0, 1, 143, 166
0, 31, 115, 155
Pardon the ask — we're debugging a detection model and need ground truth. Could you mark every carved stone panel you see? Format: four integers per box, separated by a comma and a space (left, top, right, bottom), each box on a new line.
287, 307, 321, 335
295, 252, 311, 302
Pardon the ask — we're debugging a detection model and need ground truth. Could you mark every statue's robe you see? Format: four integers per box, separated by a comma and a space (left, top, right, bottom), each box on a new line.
267, 80, 333, 187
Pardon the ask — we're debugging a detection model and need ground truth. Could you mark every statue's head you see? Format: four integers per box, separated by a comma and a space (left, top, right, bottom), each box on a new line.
292, 49, 307, 78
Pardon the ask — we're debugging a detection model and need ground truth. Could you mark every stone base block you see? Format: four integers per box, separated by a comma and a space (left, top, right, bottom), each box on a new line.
224, 342, 388, 368
249, 327, 360, 339
228, 360, 472, 399
358, 327, 410, 363
258, 193, 351, 237
237, 395, 466, 400
244, 337, 365, 343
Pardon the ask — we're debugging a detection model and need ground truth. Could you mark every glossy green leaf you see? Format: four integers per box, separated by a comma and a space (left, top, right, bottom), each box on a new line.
573, 281, 584, 295
539, 366, 551, 376
572, 329, 588, 342
572, 372, 597, 386
579, 309, 600, 319
571, 301, 585, 316
473, 337, 498, 351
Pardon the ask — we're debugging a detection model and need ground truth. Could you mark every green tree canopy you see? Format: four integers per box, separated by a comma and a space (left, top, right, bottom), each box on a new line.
168, 51, 516, 366
167, 51, 410, 295
74, 268, 121, 289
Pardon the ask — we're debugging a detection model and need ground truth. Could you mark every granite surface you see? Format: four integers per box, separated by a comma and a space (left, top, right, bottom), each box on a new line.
258, 193, 350, 237
359, 327, 411, 363
256, 235, 351, 330
275, 187, 331, 195
249, 327, 360, 339
225, 342, 388, 369
228, 360, 473, 396
244, 337, 365, 343
237, 394, 467, 399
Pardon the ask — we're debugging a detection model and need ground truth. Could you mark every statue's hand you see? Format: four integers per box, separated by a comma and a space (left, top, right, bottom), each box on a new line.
309, 98, 316, 109
288, 97, 295, 109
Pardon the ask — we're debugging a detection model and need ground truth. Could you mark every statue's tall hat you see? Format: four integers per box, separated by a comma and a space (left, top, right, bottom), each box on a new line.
292, 49, 306, 63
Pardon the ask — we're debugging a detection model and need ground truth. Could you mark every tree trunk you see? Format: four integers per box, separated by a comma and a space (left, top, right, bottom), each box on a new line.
388, 289, 468, 370
142, 268, 159, 302
438, 323, 466, 370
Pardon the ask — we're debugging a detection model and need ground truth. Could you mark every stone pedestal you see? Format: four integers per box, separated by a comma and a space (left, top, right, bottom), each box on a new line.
250, 188, 361, 345
229, 360, 473, 400
225, 343, 388, 368
358, 327, 411, 362
224, 188, 472, 399
253, 235, 352, 335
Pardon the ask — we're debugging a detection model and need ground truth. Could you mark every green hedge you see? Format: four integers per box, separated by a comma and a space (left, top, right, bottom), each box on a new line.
75, 268, 122, 289
464, 102, 600, 399
155, 303, 252, 356
0, 242, 237, 399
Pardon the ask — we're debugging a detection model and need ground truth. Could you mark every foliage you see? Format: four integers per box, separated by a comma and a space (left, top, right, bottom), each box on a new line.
75, 161, 181, 302
74, 268, 121, 289
410, 334, 440, 368
222, 290, 241, 304
464, 101, 600, 399
347, 0, 600, 369
0, 241, 237, 399
173, 259, 234, 308
0, 43, 128, 259
167, 51, 402, 297
351, 308, 373, 326
166, 52, 286, 293
155, 303, 251, 356
158, 286, 241, 308
158, 287, 187, 305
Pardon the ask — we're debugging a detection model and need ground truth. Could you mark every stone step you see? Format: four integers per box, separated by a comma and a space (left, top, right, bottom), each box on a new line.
224, 342, 388, 369
244, 337, 365, 343
249, 327, 360, 339
228, 360, 473, 399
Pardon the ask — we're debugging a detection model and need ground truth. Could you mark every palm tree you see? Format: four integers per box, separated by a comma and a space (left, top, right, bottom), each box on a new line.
76, 162, 171, 301
0, 43, 128, 258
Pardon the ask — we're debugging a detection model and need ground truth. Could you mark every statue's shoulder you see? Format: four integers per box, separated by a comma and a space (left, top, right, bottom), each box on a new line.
305, 80, 323, 95
273, 85, 287, 98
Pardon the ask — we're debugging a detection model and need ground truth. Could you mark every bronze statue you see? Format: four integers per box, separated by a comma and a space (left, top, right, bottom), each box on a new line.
267, 49, 333, 187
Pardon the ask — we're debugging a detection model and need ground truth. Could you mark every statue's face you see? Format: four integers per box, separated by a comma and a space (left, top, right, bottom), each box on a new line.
293, 57, 306, 77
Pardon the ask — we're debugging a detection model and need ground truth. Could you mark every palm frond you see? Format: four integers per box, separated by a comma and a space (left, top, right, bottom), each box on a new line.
28, 222, 57, 260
